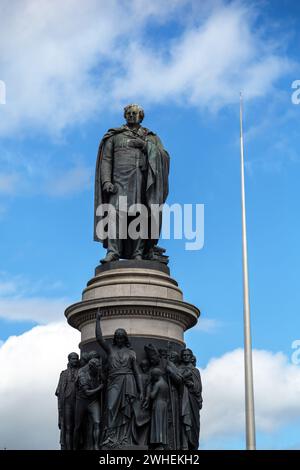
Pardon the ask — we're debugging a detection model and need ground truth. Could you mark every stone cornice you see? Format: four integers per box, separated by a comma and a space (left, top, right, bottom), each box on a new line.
65, 296, 200, 331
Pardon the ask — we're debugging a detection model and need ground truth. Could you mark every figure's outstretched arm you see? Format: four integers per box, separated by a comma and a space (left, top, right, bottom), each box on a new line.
95, 309, 110, 355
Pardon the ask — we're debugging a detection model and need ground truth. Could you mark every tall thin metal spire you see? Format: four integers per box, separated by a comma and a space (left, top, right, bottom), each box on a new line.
239, 92, 256, 450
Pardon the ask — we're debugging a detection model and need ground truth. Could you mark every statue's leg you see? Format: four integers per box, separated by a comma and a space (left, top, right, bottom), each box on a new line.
180, 426, 188, 450
101, 211, 122, 263
64, 398, 76, 450
88, 401, 101, 450
73, 399, 87, 450
129, 212, 146, 259
131, 237, 144, 259
107, 238, 121, 257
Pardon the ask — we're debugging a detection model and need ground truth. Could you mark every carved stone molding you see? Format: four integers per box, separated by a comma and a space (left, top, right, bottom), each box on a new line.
66, 298, 199, 331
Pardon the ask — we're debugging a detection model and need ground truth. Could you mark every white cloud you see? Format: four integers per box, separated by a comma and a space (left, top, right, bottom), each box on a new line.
0, 297, 70, 324
0, 272, 71, 323
201, 348, 300, 448
0, 0, 183, 136
194, 317, 222, 333
113, 3, 293, 111
0, 322, 79, 450
0, 0, 294, 137
0, 326, 300, 449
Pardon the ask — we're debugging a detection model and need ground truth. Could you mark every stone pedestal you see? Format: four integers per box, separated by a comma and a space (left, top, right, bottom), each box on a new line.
65, 260, 200, 357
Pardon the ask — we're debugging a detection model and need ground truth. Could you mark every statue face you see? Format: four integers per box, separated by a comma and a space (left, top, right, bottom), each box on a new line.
150, 368, 162, 383
159, 349, 168, 359
182, 350, 192, 364
89, 358, 100, 374
68, 353, 79, 368
114, 331, 126, 347
88, 350, 99, 361
170, 352, 179, 364
80, 352, 89, 364
125, 107, 141, 126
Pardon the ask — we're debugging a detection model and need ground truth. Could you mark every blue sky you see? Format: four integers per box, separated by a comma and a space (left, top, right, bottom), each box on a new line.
0, 0, 300, 450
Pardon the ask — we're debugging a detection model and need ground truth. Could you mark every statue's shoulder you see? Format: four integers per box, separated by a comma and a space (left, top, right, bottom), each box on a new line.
57, 368, 68, 384
142, 128, 165, 146
141, 126, 156, 137
103, 126, 126, 139
77, 367, 86, 378
128, 347, 137, 359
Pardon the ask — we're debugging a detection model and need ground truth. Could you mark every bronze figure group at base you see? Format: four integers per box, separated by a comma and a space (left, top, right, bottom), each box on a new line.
56, 312, 202, 450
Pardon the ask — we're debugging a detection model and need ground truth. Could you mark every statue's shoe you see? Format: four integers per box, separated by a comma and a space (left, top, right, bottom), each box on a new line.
100, 252, 120, 264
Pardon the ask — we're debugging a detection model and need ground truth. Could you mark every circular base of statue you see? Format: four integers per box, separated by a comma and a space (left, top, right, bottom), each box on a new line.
65, 260, 200, 348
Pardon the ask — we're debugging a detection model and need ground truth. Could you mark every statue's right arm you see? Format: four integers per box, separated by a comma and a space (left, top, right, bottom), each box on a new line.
95, 310, 110, 354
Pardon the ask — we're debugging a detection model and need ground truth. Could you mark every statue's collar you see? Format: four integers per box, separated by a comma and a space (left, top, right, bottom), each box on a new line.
123, 124, 142, 134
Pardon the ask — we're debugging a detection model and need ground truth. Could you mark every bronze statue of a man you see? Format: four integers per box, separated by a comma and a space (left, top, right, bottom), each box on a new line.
55, 352, 79, 450
179, 348, 203, 450
94, 104, 170, 263
73, 357, 103, 450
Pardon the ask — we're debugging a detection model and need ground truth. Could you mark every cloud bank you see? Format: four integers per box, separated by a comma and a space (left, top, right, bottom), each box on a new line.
0, 323, 79, 449
201, 348, 300, 448
0, 0, 293, 136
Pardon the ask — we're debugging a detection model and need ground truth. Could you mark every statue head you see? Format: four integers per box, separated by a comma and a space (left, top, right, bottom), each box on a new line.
144, 343, 160, 367
113, 328, 130, 348
191, 355, 197, 367
80, 351, 89, 366
140, 359, 150, 374
88, 350, 99, 361
68, 352, 79, 368
181, 348, 193, 365
124, 103, 144, 126
169, 351, 180, 365
159, 348, 168, 359
88, 357, 101, 375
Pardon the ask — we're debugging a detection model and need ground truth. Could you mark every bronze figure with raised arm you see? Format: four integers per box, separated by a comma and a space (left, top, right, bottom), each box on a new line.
95, 310, 143, 448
